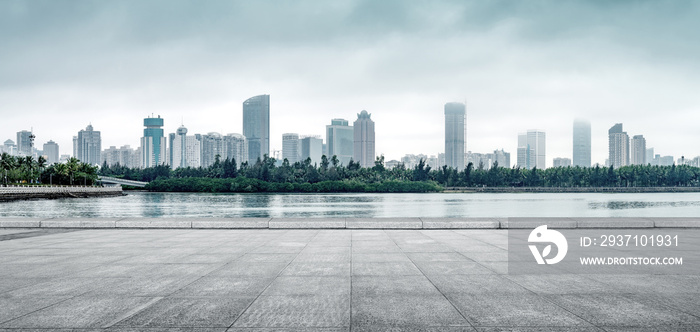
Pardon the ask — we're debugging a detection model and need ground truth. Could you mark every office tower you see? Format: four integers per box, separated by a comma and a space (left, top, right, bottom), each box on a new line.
201, 132, 225, 168
646, 148, 654, 165
3, 139, 16, 156
224, 134, 247, 165
141, 116, 166, 168
300, 136, 323, 164
16, 130, 34, 156
76, 124, 102, 165
630, 135, 646, 165
282, 133, 301, 163
517, 130, 546, 169
573, 119, 591, 167
553, 157, 572, 168
444, 102, 466, 170
169, 125, 202, 169
243, 94, 270, 162
42, 140, 59, 165
437, 153, 445, 168
326, 118, 354, 166
608, 123, 629, 168
72, 136, 78, 158
353, 110, 376, 168
492, 149, 510, 168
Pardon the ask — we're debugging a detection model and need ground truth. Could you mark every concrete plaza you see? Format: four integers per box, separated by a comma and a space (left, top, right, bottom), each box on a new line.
0, 227, 699, 331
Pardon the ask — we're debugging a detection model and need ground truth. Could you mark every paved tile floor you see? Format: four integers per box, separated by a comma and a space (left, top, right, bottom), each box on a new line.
0, 229, 698, 331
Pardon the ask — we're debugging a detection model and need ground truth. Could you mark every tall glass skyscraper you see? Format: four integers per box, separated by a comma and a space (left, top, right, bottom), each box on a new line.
444, 102, 466, 170
608, 123, 629, 168
16, 130, 34, 157
326, 119, 354, 166
76, 124, 102, 166
353, 110, 375, 168
141, 116, 166, 168
572, 119, 591, 167
243, 94, 270, 163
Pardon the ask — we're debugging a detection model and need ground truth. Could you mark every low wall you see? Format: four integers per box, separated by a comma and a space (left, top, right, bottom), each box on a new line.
0, 217, 698, 229
0, 186, 123, 201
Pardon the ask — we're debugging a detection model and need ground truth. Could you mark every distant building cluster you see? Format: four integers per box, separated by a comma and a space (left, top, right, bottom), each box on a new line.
2, 97, 697, 172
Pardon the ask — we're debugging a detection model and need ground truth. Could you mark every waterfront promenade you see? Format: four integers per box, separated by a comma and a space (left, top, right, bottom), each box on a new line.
1, 219, 699, 330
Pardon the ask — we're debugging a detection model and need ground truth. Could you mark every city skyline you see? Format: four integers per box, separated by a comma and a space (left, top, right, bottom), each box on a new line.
2, 1, 700, 166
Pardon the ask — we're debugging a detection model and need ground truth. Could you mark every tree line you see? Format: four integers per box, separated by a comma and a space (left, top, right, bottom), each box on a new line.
0, 153, 98, 186
97, 154, 700, 192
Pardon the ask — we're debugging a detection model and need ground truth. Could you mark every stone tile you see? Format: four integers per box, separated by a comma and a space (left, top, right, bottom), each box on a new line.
0, 296, 70, 325
116, 218, 192, 229
116, 297, 254, 328
421, 218, 499, 229
352, 295, 468, 327
1, 296, 160, 329
191, 218, 270, 229
449, 293, 592, 327
506, 275, 618, 294
547, 294, 700, 327
238, 253, 297, 263
429, 275, 530, 295
650, 217, 700, 228
352, 276, 441, 296
573, 217, 654, 228
346, 218, 422, 229
502, 218, 577, 229
407, 252, 471, 262
3, 277, 105, 297
352, 262, 422, 276
233, 295, 350, 328
352, 253, 411, 262
262, 276, 350, 296
171, 277, 273, 297
281, 262, 351, 276
294, 253, 351, 262
354, 327, 475, 332
414, 261, 495, 275
269, 218, 346, 229
475, 328, 603, 332
209, 262, 288, 277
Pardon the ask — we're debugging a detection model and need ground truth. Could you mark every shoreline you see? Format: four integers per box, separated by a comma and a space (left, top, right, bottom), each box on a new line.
0, 186, 123, 202
443, 186, 700, 193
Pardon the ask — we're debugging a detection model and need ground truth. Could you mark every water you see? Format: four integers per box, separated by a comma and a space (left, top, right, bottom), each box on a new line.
1, 192, 700, 218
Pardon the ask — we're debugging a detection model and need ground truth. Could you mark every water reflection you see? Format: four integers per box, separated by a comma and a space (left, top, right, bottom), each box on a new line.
1, 192, 699, 218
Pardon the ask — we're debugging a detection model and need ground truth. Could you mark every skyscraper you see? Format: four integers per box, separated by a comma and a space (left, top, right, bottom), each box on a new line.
326, 118, 354, 166
141, 116, 166, 168
282, 133, 301, 163
42, 140, 59, 165
573, 119, 591, 167
300, 136, 323, 164
16, 130, 34, 156
169, 125, 201, 169
631, 135, 646, 165
608, 123, 629, 168
516, 130, 546, 169
200, 132, 224, 168
224, 134, 247, 165
444, 102, 466, 170
76, 124, 101, 165
353, 110, 375, 168
243, 94, 270, 162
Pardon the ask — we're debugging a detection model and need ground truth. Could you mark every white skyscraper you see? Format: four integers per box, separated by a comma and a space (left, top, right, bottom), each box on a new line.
224, 134, 247, 165
200, 132, 224, 167
630, 135, 646, 165
608, 123, 629, 168
517, 130, 546, 169
282, 133, 301, 163
444, 102, 466, 170
76, 124, 102, 166
353, 110, 375, 168
300, 136, 323, 164
42, 140, 59, 165
169, 125, 201, 169
573, 119, 591, 167
326, 119, 354, 166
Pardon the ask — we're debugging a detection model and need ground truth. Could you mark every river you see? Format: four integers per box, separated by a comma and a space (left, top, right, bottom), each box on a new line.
1, 191, 700, 218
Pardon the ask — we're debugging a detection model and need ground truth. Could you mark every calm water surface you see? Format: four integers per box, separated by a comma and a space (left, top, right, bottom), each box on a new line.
1, 192, 700, 218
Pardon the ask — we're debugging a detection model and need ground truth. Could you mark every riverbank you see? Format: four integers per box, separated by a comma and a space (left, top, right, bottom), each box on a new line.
1, 216, 698, 229
445, 186, 700, 193
0, 186, 123, 202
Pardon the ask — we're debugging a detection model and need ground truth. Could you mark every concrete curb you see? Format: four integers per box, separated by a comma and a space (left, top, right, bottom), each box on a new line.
1, 217, 700, 229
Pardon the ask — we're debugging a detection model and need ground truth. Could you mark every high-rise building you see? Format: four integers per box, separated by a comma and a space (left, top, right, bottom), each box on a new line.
353, 110, 376, 168
201, 132, 225, 168
141, 116, 166, 168
243, 94, 270, 162
169, 125, 201, 169
444, 102, 466, 170
492, 149, 510, 168
16, 130, 34, 156
326, 118, 354, 166
517, 130, 546, 169
42, 140, 59, 165
72, 136, 78, 158
553, 157, 572, 168
573, 119, 591, 167
630, 135, 646, 165
224, 134, 247, 165
282, 133, 301, 163
76, 124, 101, 165
608, 123, 629, 168
101, 145, 139, 168
646, 148, 654, 165
300, 136, 323, 165
3, 139, 17, 156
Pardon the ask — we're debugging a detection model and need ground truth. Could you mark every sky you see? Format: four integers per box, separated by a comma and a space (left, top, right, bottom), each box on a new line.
1, 0, 699, 167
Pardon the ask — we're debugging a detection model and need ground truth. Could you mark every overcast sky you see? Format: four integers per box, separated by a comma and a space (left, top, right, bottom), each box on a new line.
1, 0, 699, 166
